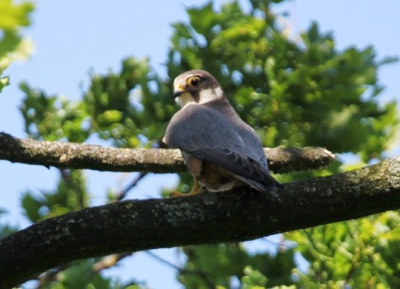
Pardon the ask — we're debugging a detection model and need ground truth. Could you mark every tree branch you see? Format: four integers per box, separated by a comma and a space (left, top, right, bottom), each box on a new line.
1, 156, 399, 287
0, 132, 334, 174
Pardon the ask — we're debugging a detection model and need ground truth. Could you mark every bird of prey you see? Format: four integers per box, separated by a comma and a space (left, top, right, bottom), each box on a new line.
164, 70, 280, 197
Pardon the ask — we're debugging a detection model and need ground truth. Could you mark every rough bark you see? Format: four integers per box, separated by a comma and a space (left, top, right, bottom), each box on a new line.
0, 132, 334, 173
0, 156, 400, 288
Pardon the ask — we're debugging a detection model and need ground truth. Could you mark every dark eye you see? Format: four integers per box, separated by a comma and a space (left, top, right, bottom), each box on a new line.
188, 76, 200, 87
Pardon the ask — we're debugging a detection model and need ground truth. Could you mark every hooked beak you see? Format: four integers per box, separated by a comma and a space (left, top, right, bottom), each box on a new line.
173, 84, 185, 98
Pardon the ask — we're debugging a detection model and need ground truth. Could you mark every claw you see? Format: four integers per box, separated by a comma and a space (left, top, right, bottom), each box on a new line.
170, 178, 204, 197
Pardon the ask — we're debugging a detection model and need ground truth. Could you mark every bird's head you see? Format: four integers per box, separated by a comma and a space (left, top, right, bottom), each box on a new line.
173, 70, 224, 107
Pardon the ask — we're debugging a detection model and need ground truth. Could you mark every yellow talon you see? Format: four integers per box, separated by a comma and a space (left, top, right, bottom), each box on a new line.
170, 178, 204, 197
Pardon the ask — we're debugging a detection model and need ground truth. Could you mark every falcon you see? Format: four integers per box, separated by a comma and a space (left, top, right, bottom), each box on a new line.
164, 70, 280, 197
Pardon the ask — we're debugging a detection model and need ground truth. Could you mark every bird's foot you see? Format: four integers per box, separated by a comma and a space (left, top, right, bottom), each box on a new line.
170, 179, 204, 197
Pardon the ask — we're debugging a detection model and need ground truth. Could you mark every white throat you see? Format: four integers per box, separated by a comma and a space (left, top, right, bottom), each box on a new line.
175, 87, 224, 108
175, 92, 193, 107
198, 87, 223, 104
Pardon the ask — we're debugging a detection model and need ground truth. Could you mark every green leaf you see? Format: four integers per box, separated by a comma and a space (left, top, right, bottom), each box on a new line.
0, 0, 34, 30
21, 192, 42, 222
242, 266, 268, 288
0, 75, 9, 92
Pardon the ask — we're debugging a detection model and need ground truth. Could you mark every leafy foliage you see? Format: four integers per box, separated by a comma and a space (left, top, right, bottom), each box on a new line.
21, 170, 89, 222
37, 259, 142, 289
178, 244, 296, 288
83, 58, 174, 148
168, 1, 398, 162
286, 212, 400, 288
0, 0, 33, 92
1, 0, 399, 288
0, 0, 33, 233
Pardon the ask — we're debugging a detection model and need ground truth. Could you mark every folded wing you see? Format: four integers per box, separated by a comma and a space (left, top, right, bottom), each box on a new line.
165, 104, 278, 191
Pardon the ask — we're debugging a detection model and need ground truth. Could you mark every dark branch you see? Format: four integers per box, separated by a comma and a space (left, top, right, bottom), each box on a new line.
0, 132, 334, 174
1, 156, 399, 287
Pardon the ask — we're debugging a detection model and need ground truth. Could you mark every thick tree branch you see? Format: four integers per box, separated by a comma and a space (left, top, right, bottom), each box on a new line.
1, 156, 399, 287
0, 132, 334, 173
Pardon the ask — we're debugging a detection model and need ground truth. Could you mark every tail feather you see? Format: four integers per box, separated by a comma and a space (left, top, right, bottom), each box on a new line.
234, 173, 281, 194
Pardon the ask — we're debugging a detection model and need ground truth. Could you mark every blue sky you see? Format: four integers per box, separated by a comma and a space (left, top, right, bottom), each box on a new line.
1, 1, 399, 288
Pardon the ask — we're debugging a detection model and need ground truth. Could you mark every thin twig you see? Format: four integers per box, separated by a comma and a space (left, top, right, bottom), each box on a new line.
144, 251, 217, 289
114, 172, 148, 202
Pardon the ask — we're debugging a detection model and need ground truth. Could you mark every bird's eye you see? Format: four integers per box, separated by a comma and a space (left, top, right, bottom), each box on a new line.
187, 76, 200, 87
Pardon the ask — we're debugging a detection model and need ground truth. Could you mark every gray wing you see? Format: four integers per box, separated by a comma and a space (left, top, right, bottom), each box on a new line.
165, 104, 278, 191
